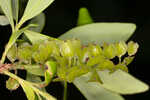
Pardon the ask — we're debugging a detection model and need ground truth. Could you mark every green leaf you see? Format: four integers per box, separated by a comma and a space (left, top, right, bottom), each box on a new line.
0, 0, 14, 30
12, 0, 19, 23
0, 15, 10, 26
26, 72, 47, 93
59, 23, 136, 45
24, 30, 53, 44
1, 24, 35, 63
73, 73, 124, 100
4, 70, 56, 100
19, 0, 54, 25
29, 12, 46, 32
77, 7, 93, 26
20, 80, 35, 100
98, 70, 149, 94
6, 77, 20, 91
127, 41, 139, 56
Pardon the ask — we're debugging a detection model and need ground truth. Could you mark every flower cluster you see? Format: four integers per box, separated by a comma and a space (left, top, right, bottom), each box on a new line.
7, 39, 139, 83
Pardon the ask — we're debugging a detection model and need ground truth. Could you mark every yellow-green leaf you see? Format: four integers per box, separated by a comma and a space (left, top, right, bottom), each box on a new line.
20, 0, 54, 25
73, 73, 124, 100
59, 23, 136, 45
20, 80, 35, 100
0, 0, 14, 30
98, 70, 149, 94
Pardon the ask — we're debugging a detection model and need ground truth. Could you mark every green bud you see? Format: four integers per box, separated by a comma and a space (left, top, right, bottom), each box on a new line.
44, 60, 57, 85
6, 78, 20, 91
116, 41, 127, 57
127, 41, 139, 56
60, 40, 74, 57
123, 57, 134, 65
88, 44, 103, 57
7, 44, 17, 62
32, 40, 52, 63
103, 43, 116, 59
17, 43, 33, 63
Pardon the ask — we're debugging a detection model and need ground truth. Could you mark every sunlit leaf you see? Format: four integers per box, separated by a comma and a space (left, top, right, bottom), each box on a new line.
19, 0, 54, 25
20, 80, 35, 100
0, 0, 14, 30
29, 12, 46, 32
6, 77, 20, 91
0, 15, 10, 26
12, 0, 19, 23
59, 23, 136, 45
73, 73, 124, 100
127, 41, 139, 56
24, 30, 53, 44
77, 7, 93, 26
98, 70, 149, 94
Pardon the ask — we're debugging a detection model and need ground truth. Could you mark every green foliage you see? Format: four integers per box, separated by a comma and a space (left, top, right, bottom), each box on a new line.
19, 0, 54, 27
29, 13, 46, 32
0, 0, 149, 100
59, 23, 136, 45
12, 0, 19, 23
0, 0, 15, 30
7, 39, 139, 84
74, 73, 125, 100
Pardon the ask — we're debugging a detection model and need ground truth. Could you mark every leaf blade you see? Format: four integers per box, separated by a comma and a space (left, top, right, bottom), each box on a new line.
20, 0, 54, 24
0, 0, 14, 30
73, 73, 124, 100
59, 23, 136, 45
98, 70, 149, 94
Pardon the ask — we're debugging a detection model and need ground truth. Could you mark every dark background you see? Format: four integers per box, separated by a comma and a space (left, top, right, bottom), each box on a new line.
0, 0, 150, 100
